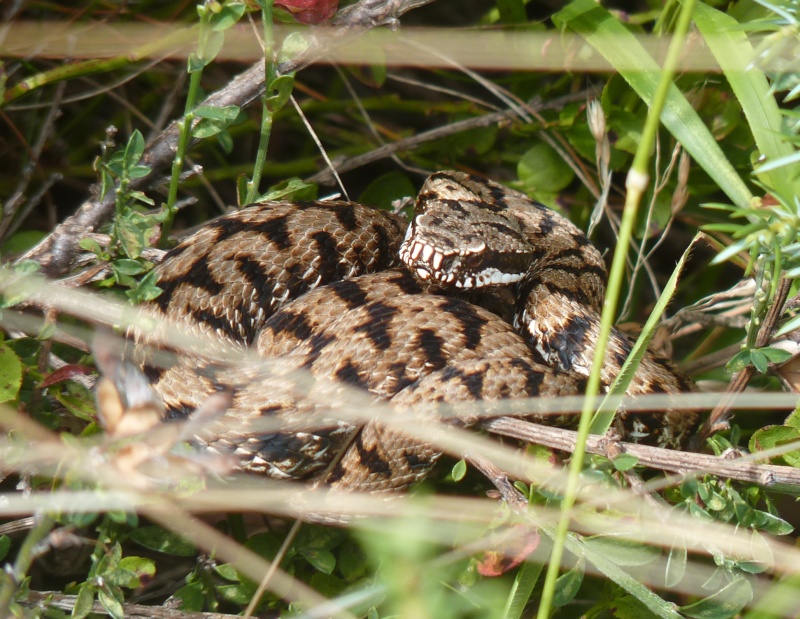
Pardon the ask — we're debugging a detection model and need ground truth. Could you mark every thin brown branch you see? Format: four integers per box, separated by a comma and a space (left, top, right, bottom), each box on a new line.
481, 416, 800, 492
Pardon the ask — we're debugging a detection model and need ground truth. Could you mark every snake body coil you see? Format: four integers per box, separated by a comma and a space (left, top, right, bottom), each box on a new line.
143, 171, 698, 492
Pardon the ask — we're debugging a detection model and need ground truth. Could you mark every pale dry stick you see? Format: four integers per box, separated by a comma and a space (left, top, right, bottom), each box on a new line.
386, 72, 503, 111
399, 35, 533, 123
290, 94, 350, 200
6, 476, 800, 585
15, 0, 439, 277
618, 142, 685, 322
399, 33, 602, 199
336, 66, 430, 178
0, 408, 353, 616
307, 89, 593, 185
5, 452, 800, 612
481, 415, 800, 492
184, 478, 800, 595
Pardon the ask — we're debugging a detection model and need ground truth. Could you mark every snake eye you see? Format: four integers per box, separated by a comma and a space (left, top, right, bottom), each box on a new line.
464, 253, 483, 269
440, 255, 457, 272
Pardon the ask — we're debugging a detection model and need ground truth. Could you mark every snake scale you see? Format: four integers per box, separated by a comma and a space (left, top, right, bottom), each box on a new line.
141, 171, 698, 494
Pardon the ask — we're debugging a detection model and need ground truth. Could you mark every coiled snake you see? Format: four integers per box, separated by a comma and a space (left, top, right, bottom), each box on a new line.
143, 171, 698, 493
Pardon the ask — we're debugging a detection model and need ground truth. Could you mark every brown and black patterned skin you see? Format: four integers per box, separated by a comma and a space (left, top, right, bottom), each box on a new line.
142, 172, 698, 494
400, 172, 698, 449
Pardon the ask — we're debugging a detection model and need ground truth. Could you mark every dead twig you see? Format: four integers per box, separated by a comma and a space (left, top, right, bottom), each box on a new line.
481, 416, 800, 492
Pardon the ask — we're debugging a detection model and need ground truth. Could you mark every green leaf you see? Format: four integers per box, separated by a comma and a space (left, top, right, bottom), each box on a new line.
244, 531, 282, 560
496, 0, 526, 24
750, 348, 769, 373
760, 346, 792, 363
54, 382, 97, 421
79, 237, 104, 255
129, 526, 196, 557
128, 164, 151, 179
209, 2, 246, 31
0, 343, 23, 403
612, 453, 639, 472
784, 408, 800, 432
126, 269, 163, 303
450, 459, 468, 482
664, 538, 687, 588
359, 171, 416, 211
754, 511, 793, 535
755, 149, 800, 174
337, 541, 368, 582
193, 105, 242, 139
517, 142, 575, 200
217, 580, 256, 605
552, 556, 584, 607
502, 560, 544, 619
214, 562, 242, 582
726, 349, 752, 373
301, 548, 336, 574
278, 31, 311, 65
187, 52, 205, 73
97, 586, 124, 619
194, 104, 240, 122
173, 582, 205, 612
203, 30, 225, 67
265, 75, 295, 113
114, 216, 146, 260
128, 189, 154, 206
112, 259, 146, 277
565, 532, 682, 619
583, 536, 660, 567
123, 130, 145, 167
117, 556, 156, 587
1, 229, 47, 256
693, 2, 799, 201
553, 0, 753, 210
679, 578, 752, 619
0, 534, 11, 561
749, 425, 800, 464
72, 583, 95, 619
258, 178, 318, 202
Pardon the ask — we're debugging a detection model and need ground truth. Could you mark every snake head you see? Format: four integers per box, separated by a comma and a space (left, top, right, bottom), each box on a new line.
399, 172, 535, 289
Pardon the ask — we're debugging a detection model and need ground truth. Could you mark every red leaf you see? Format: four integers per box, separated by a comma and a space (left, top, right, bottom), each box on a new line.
275, 0, 337, 24
41, 365, 95, 387
476, 526, 541, 577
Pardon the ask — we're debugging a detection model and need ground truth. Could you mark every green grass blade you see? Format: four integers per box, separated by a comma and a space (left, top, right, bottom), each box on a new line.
693, 1, 799, 200
553, 0, 753, 210
590, 234, 699, 435
501, 560, 544, 619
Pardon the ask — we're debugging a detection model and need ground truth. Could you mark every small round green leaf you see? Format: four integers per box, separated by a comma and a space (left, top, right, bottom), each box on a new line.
680, 577, 752, 619
129, 526, 196, 557
0, 344, 23, 403
518, 142, 575, 197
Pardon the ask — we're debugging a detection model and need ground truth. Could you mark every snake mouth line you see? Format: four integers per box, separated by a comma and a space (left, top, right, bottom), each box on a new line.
399, 238, 526, 288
